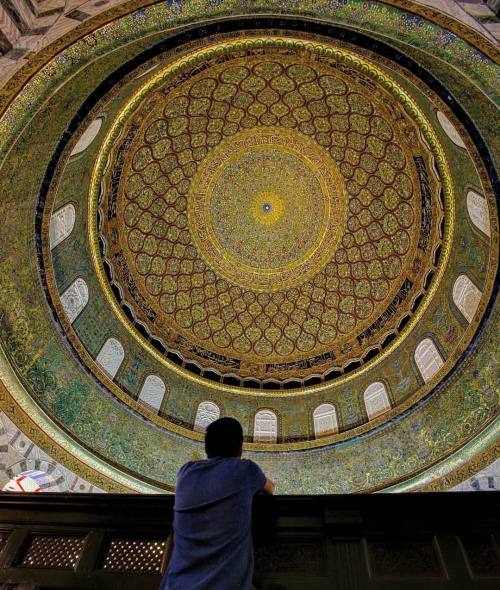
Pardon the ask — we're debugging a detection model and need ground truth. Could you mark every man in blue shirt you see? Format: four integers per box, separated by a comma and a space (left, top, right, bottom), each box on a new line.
161, 417, 275, 590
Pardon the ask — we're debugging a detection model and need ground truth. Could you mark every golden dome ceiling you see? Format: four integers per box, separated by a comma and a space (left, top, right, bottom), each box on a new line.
0, 2, 498, 493
91, 41, 445, 388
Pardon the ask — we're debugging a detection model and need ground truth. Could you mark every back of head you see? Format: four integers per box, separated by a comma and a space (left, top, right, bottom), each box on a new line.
205, 417, 243, 458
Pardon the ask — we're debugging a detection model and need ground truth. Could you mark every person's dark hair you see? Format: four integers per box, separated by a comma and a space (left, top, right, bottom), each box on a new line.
205, 417, 243, 458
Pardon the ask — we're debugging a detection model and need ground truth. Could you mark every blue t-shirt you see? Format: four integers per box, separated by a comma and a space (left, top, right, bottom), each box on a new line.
161, 457, 266, 590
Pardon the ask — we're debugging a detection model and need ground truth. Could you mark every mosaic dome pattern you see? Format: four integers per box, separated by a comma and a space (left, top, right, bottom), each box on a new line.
189, 127, 344, 288
98, 44, 442, 385
0, 0, 497, 494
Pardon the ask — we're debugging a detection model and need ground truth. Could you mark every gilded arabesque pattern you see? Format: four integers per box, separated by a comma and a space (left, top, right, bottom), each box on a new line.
0, 3, 497, 492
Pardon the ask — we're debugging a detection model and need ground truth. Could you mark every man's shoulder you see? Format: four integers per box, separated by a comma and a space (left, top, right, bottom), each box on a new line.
239, 458, 260, 471
177, 458, 236, 477
218, 457, 262, 476
239, 459, 266, 483
177, 460, 199, 476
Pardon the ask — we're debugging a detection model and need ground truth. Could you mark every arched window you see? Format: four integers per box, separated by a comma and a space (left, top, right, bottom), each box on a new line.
96, 338, 124, 379
363, 382, 391, 420
414, 338, 444, 383
60, 278, 88, 324
313, 404, 338, 438
453, 274, 482, 323
467, 191, 490, 237
194, 401, 220, 433
436, 111, 466, 148
138, 375, 166, 412
254, 410, 277, 443
70, 118, 103, 156
50, 203, 75, 249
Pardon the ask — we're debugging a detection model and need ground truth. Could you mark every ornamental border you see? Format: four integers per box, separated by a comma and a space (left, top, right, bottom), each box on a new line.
0, 0, 499, 121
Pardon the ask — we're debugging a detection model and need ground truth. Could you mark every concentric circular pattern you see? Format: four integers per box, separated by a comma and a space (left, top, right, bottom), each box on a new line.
101, 46, 440, 384
189, 126, 346, 290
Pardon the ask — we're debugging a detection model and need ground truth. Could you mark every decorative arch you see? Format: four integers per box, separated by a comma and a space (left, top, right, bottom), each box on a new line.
254, 410, 278, 443
363, 382, 391, 420
453, 274, 482, 323
50, 203, 75, 249
194, 401, 220, 433
95, 338, 124, 379
466, 190, 491, 237
414, 337, 444, 383
138, 375, 166, 413
313, 404, 338, 438
60, 278, 88, 324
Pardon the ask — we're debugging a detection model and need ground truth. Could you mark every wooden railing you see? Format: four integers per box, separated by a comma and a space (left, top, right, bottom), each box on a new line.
0, 492, 499, 589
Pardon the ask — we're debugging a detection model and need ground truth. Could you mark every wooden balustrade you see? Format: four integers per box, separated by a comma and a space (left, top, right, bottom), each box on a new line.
0, 491, 499, 589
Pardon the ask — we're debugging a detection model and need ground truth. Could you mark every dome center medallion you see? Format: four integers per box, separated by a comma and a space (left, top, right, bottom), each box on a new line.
252, 192, 283, 226
188, 127, 347, 291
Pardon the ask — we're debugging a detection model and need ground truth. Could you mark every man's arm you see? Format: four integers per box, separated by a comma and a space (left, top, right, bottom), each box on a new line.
263, 477, 275, 495
249, 459, 275, 495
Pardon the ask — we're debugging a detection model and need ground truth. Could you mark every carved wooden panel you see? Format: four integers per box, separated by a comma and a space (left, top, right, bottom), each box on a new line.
21, 535, 85, 569
367, 538, 445, 578
461, 534, 500, 578
0, 529, 10, 554
255, 541, 324, 575
102, 539, 166, 573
